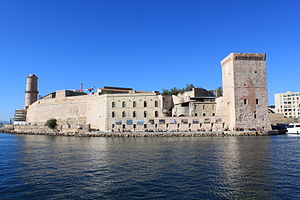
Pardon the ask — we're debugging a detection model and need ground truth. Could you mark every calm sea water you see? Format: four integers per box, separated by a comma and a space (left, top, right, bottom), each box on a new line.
0, 134, 299, 200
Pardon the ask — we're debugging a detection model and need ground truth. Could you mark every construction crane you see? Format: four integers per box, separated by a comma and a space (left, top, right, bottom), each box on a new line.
74, 83, 95, 93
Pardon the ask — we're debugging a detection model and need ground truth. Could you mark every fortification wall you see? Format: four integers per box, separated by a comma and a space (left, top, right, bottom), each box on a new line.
26, 95, 91, 124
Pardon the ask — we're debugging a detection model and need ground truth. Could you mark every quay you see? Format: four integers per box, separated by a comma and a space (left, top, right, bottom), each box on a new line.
0, 127, 280, 137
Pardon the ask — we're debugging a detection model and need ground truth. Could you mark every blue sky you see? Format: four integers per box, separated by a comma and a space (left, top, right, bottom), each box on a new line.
0, 0, 299, 120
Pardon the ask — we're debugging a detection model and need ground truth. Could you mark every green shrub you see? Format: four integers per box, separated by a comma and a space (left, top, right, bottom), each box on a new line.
46, 118, 57, 129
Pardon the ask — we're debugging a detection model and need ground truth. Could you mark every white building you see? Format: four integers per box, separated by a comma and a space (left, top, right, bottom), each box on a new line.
275, 91, 300, 119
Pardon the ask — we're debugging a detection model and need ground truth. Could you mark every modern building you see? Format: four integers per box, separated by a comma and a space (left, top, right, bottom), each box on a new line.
275, 91, 300, 119
14, 53, 271, 132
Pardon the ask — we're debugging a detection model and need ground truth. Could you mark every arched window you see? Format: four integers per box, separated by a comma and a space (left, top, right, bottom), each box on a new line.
122, 111, 126, 118
133, 101, 136, 107
112, 102, 115, 108
112, 112, 115, 118
144, 111, 147, 118
155, 111, 158, 117
155, 101, 158, 107
133, 111, 136, 118
144, 101, 147, 107
122, 101, 126, 108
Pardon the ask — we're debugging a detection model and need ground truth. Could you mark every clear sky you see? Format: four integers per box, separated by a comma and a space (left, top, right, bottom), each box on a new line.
0, 0, 299, 120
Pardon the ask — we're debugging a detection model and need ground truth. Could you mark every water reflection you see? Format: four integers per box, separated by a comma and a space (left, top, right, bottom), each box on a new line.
16, 136, 112, 199
0, 135, 298, 199
218, 137, 274, 199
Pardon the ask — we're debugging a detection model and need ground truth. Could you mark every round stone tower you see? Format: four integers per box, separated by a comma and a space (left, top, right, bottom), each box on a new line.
24, 74, 38, 109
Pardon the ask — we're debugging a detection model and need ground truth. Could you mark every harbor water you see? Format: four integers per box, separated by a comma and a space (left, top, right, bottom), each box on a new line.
0, 134, 299, 199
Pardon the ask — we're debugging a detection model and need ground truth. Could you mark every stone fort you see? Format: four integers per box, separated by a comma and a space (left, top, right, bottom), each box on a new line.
14, 53, 270, 132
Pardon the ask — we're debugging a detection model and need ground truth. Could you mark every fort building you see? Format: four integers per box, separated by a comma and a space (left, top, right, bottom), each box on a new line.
14, 53, 271, 132
220, 53, 270, 130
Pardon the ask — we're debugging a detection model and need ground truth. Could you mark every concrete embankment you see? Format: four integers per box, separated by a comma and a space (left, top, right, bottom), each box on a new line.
0, 128, 280, 137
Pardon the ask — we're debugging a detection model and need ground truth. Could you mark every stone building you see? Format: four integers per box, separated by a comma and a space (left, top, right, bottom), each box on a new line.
172, 88, 216, 117
13, 74, 38, 125
16, 53, 271, 132
220, 53, 270, 130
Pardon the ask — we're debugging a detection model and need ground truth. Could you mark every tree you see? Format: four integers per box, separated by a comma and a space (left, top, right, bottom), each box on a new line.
216, 87, 223, 97
162, 88, 171, 95
161, 84, 197, 95
184, 84, 195, 92
46, 118, 57, 129
170, 87, 179, 95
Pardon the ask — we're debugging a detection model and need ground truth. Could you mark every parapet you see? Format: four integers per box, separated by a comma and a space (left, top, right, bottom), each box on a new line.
55, 90, 87, 99
221, 53, 266, 66
27, 74, 38, 79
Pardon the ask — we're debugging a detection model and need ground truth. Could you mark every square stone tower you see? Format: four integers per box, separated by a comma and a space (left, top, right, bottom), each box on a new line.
221, 53, 270, 130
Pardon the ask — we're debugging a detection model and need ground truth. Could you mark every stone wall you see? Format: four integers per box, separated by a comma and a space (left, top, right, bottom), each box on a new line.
26, 94, 90, 124
108, 116, 225, 132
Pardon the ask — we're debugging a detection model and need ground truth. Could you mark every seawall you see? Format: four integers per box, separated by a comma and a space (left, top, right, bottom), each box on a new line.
0, 128, 280, 137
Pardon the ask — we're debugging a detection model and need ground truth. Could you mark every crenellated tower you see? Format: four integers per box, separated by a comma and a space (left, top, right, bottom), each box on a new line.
221, 53, 270, 130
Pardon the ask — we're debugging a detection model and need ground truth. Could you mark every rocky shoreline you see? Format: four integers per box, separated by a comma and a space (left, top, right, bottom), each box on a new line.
0, 128, 280, 137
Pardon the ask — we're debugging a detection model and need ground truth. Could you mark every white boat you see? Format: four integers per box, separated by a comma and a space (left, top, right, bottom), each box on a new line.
286, 123, 300, 136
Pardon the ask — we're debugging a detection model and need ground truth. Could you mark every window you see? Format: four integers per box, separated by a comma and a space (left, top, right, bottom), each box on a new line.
203, 105, 205, 109
122, 101, 126, 108
181, 119, 188, 124
256, 99, 259, 104
112, 112, 115, 118
122, 111, 126, 118
144, 111, 147, 118
144, 101, 147, 107
203, 113, 206, 116
133, 111, 136, 118
193, 119, 199, 124
244, 99, 247, 104
144, 124, 147, 129
159, 119, 165, 124
212, 113, 215, 116
155, 101, 158, 107
137, 120, 144, 125
133, 101, 136, 107
112, 102, 115, 108
149, 119, 155, 124
155, 111, 158, 117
